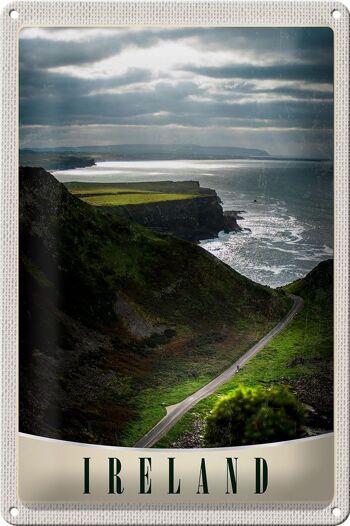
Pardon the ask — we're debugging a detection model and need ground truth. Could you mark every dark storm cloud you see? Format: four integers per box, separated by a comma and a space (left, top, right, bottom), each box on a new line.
19, 27, 333, 70
190, 27, 333, 52
19, 27, 217, 69
19, 67, 152, 99
19, 29, 178, 68
183, 63, 333, 83
20, 35, 119, 69
19, 27, 333, 156
241, 85, 332, 100
20, 82, 332, 131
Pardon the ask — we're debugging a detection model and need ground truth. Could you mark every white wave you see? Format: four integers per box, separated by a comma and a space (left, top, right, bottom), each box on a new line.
253, 264, 296, 276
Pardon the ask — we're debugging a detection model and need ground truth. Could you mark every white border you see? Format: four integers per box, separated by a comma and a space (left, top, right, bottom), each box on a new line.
1, 1, 349, 524
18, 431, 334, 450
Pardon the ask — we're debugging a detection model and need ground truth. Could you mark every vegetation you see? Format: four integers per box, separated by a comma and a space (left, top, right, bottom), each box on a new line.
65, 180, 207, 196
204, 385, 306, 447
69, 187, 155, 196
156, 259, 333, 447
118, 318, 288, 445
19, 167, 289, 446
80, 192, 201, 206
66, 181, 211, 207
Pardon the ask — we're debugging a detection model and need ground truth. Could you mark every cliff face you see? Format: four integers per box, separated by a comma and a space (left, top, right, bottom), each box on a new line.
66, 180, 241, 241
101, 194, 241, 242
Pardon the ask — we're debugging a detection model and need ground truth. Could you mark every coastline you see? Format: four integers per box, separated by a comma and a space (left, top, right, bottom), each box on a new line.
52, 157, 333, 289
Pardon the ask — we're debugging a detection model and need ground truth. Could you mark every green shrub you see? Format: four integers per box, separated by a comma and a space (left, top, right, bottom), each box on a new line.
204, 385, 306, 447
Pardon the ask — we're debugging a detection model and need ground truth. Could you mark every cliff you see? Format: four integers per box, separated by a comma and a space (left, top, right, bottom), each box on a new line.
66, 180, 242, 242
102, 195, 241, 242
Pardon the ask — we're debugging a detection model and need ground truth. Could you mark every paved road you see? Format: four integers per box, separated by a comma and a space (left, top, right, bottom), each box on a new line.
134, 294, 304, 448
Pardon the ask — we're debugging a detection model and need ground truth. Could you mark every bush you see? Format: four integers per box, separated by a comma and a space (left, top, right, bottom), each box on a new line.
204, 385, 306, 447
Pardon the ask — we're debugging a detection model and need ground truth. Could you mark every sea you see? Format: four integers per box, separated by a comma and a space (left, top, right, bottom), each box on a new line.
54, 159, 333, 288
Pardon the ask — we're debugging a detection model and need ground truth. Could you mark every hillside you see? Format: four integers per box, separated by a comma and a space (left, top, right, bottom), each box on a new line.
19, 166, 289, 445
19, 150, 95, 170
284, 258, 333, 299
66, 180, 217, 196
157, 259, 333, 447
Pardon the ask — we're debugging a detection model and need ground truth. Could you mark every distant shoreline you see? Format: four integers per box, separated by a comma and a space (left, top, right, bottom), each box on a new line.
19, 143, 333, 172
20, 155, 332, 173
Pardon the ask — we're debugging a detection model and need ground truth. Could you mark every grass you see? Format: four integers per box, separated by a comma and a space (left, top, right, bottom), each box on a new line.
117, 314, 292, 446
66, 181, 209, 206
155, 268, 333, 447
80, 192, 201, 206
65, 181, 205, 195
70, 187, 155, 195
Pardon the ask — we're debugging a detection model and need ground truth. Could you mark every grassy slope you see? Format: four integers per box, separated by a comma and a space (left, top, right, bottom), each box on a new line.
156, 259, 333, 447
119, 317, 286, 445
20, 167, 290, 445
66, 181, 210, 207
65, 181, 207, 195
81, 193, 201, 206
70, 187, 156, 195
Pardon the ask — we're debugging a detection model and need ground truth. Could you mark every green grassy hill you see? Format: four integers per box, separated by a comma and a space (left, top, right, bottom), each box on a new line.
19, 167, 290, 445
65, 181, 209, 207
80, 192, 201, 206
65, 180, 212, 195
156, 259, 333, 447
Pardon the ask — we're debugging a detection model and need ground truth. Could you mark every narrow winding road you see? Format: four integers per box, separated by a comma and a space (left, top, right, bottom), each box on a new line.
134, 294, 304, 448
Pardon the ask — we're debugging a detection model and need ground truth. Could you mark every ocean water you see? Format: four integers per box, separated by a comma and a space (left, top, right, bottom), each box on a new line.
54, 159, 333, 288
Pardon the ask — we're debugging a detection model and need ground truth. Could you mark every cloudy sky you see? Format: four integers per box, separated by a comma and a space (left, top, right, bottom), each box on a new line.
19, 27, 333, 157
